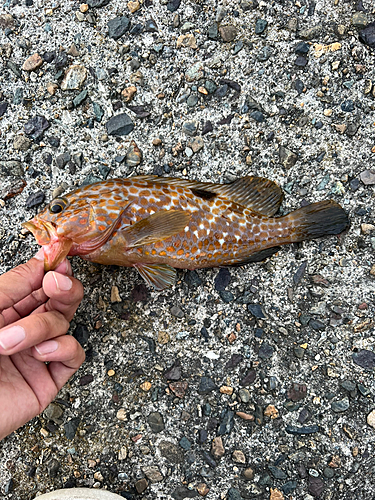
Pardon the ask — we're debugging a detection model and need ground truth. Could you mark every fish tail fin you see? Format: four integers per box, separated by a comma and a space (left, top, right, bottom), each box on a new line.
290, 200, 349, 242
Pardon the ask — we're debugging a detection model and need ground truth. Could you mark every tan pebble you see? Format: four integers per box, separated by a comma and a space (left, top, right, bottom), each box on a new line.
110, 285, 121, 303
227, 332, 236, 343
152, 138, 162, 146
118, 447, 128, 460
368, 410, 375, 428
352, 446, 359, 457
140, 381, 152, 392
220, 385, 234, 395
270, 488, 284, 500
80, 3, 88, 12
176, 34, 197, 49
328, 455, 341, 468
107, 369, 115, 377
67, 43, 80, 57
158, 331, 170, 344
198, 86, 208, 95
94, 471, 104, 482
0, 200, 5, 208
232, 450, 246, 464
211, 436, 225, 458
334, 123, 347, 134
127, 0, 140, 13
361, 223, 375, 235
116, 409, 127, 421
121, 85, 137, 102
236, 411, 255, 421
197, 483, 209, 496
246, 154, 252, 165
322, 76, 329, 85
87, 459, 96, 468
73, 470, 81, 478
323, 109, 332, 117
316, 90, 324, 97
243, 467, 254, 480
370, 265, 375, 276
22, 53, 43, 72
40, 428, 49, 438
372, 145, 375, 153
264, 404, 279, 419
47, 82, 58, 95
332, 60, 340, 70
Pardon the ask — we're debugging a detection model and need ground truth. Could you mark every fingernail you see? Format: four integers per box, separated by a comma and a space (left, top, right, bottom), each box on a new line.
35, 340, 59, 355
34, 248, 45, 261
54, 260, 68, 275
0, 326, 26, 351
52, 271, 72, 291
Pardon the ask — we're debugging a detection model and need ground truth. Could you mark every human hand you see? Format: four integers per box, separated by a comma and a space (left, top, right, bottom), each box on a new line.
0, 249, 85, 440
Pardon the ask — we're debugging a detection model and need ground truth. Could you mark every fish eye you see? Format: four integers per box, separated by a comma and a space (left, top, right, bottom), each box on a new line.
49, 198, 68, 214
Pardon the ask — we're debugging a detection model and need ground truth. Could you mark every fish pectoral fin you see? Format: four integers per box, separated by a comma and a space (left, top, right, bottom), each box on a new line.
135, 263, 176, 290
123, 210, 191, 248
224, 246, 281, 267
212, 176, 284, 216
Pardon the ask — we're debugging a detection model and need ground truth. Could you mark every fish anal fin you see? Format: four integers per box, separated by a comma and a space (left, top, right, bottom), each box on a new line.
213, 176, 284, 216
124, 210, 191, 248
135, 263, 176, 290
225, 246, 281, 267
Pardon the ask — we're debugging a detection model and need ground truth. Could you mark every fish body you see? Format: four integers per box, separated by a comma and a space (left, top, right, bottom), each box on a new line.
23, 175, 349, 290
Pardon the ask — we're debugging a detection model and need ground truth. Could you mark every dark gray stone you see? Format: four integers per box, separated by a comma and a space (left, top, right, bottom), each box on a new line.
159, 440, 184, 464
255, 19, 267, 34
227, 487, 243, 500
268, 465, 287, 480
184, 270, 202, 287
167, 0, 181, 12
107, 16, 130, 40
286, 424, 320, 435
247, 303, 266, 318
359, 21, 375, 48
24, 115, 50, 140
64, 417, 80, 439
25, 191, 45, 208
352, 349, 375, 370
106, 113, 134, 136
148, 411, 165, 433
215, 268, 231, 291
259, 343, 274, 359
87, 0, 110, 7
198, 376, 217, 394
217, 408, 235, 435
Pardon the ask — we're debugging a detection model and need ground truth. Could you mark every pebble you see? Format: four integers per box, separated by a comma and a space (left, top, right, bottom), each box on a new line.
126, 140, 142, 167
286, 425, 319, 435
240, 369, 256, 386
238, 388, 250, 402
218, 408, 235, 435
22, 53, 43, 72
43, 403, 64, 424
177, 34, 197, 49
61, 65, 87, 90
198, 376, 217, 394
214, 268, 231, 291
367, 410, 375, 428
108, 16, 130, 40
73, 89, 87, 108
331, 397, 350, 412
135, 478, 148, 494
308, 476, 324, 497
106, 113, 134, 136
259, 343, 274, 359
24, 115, 50, 140
247, 303, 265, 318
167, 0, 181, 12
159, 440, 184, 464
257, 46, 272, 61
64, 417, 80, 440
255, 19, 268, 34
183, 121, 198, 136
185, 61, 204, 82
13, 135, 31, 151
0, 101, 8, 117
211, 436, 225, 459
279, 145, 298, 168
197, 483, 209, 496
352, 349, 375, 370
128, 0, 140, 13
142, 466, 163, 483
359, 21, 375, 48
243, 468, 254, 480
148, 411, 165, 433
219, 25, 237, 42
360, 170, 375, 185
25, 191, 45, 208
227, 487, 243, 500
269, 465, 287, 480
232, 450, 246, 464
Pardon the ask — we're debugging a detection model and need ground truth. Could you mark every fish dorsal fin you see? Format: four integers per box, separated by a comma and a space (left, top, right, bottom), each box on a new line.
133, 175, 283, 216
123, 210, 191, 248
135, 263, 176, 290
211, 176, 283, 216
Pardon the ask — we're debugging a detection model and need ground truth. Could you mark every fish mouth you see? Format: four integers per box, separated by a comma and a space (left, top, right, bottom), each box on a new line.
22, 219, 73, 271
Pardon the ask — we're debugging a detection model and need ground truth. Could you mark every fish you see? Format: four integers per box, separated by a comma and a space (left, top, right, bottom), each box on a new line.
22, 175, 349, 290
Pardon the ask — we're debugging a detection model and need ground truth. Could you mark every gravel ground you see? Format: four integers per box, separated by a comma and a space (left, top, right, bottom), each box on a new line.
1, 0, 375, 499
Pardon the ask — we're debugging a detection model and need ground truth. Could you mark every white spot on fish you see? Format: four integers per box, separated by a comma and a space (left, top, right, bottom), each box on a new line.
184, 226, 189, 232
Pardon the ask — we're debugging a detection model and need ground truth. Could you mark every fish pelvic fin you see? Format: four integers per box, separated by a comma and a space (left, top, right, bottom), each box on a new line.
289, 200, 349, 241
135, 263, 176, 290
123, 210, 191, 248
211, 176, 284, 216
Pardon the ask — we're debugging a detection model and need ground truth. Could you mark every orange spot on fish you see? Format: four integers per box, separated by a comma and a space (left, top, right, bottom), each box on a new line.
152, 249, 157, 255
79, 219, 87, 225
154, 241, 163, 249
98, 225, 106, 231
185, 253, 190, 258
166, 246, 175, 253
159, 251, 167, 256
129, 187, 138, 194
97, 216, 107, 222
177, 249, 184, 256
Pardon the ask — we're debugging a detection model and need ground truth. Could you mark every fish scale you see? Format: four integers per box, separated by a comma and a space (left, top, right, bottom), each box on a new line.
23, 175, 349, 290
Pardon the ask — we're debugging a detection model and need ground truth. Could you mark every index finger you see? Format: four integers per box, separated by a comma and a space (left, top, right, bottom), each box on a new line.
0, 249, 45, 314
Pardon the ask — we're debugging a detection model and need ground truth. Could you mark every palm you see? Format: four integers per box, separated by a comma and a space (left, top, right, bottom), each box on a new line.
0, 351, 59, 432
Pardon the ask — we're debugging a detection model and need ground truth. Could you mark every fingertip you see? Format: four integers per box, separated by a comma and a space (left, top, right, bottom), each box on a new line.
54, 259, 73, 276
33, 248, 45, 262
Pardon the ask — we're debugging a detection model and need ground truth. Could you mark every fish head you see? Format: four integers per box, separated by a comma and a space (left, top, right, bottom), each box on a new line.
23, 187, 117, 271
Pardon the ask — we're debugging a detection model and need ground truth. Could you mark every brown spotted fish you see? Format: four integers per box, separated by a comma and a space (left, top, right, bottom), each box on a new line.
23, 175, 349, 290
